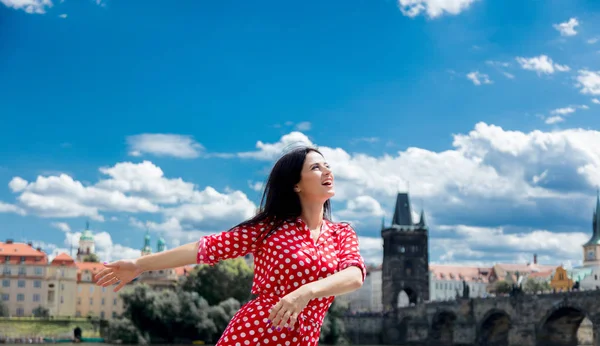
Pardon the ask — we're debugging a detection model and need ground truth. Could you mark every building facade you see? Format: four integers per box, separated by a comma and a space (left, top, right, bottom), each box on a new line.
0, 241, 48, 317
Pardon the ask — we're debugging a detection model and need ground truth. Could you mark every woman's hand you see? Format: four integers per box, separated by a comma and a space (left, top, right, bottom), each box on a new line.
268, 286, 313, 330
94, 259, 144, 292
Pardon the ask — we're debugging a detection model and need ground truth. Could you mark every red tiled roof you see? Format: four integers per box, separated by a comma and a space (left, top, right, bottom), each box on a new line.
51, 253, 76, 267
76, 262, 106, 283
430, 265, 493, 283
0, 241, 48, 264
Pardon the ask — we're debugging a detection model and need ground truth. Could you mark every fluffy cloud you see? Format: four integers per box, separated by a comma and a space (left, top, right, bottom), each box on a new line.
397, 0, 477, 18
41, 230, 141, 262
8, 174, 159, 221
467, 71, 492, 86
576, 70, 600, 96
516, 55, 570, 75
127, 134, 204, 159
0, 201, 26, 216
553, 18, 579, 37
0, 0, 52, 14
433, 225, 588, 266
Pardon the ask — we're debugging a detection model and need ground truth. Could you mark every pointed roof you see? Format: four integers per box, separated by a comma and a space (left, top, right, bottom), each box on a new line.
417, 209, 427, 227
392, 192, 413, 226
584, 190, 600, 246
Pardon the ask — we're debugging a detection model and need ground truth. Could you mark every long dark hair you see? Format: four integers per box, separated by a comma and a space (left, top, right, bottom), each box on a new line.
235, 145, 332, 241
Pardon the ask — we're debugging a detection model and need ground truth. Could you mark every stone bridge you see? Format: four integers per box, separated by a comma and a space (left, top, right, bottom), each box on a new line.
343, 290, 600, 346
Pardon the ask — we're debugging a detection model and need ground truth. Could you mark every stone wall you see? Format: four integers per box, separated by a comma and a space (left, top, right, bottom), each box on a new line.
342, 315, 383, 345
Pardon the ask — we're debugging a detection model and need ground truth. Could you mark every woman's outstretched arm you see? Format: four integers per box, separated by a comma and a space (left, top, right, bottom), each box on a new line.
135, 241, 199, 271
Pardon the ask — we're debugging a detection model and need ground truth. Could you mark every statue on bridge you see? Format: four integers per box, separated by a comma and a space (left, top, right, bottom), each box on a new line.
462, 280, 470, 299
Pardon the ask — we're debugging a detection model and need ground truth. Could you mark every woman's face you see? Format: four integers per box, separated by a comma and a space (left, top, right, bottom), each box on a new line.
295, 151, 335, 202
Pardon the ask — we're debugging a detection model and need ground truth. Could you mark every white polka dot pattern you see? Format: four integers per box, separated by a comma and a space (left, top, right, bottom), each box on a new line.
197, 218, 366, 346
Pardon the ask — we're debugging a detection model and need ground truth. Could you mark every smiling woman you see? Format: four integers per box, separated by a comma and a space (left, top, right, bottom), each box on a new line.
94, 145, 366, 346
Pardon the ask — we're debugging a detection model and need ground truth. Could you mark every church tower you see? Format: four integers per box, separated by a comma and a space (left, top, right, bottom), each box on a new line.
76, 221, 95, 262
381, 192, 429, 312
157, 237, 166, 252
141, 230, 152, 256
583, 191, 600, 267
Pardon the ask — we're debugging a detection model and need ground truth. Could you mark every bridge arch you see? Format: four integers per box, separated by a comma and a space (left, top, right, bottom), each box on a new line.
477, 308, 511, 346
429, 310, 457, 346
396, 287, 417, 308
536, 302, 594, 346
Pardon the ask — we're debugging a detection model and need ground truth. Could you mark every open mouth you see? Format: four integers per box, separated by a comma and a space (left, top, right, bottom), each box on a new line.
322, 180, 333, 186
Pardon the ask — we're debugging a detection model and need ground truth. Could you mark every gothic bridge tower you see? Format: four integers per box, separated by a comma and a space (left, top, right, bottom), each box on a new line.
381, 192, 429, 313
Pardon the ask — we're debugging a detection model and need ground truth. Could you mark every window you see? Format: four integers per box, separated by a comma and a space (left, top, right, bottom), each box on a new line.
19, 256, 25, 263
101, 298, 105, 305
113, 298, 117, 305
60, 296, 64, 304
16, 308, 24, 316
3, 267, 10, 275
17, 293, 24, 301
34, 267, 43, 275
89, 298, 93, 305
76, 311, 81, 317
1, 294, 8, 301
77, 297, 81, 305
100, 311, 105, 319
33, 294, 40, 302
112, 312, 117, 318
34, 280, 42, 288
18, 267, 26, 275
89, 286, 94, 293
2, 279, 9, 287
18, 280, 25, 288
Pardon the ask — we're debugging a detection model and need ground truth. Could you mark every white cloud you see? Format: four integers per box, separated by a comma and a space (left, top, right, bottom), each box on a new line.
0, 201, 26, 215
397, 0, 477, 18
516, 55, 570, 75
126, 134, 203, 159
592, 98, 600, 104
96, 161, 196, 204
237, 131, 313, 160
295, 122, 312, 131
41, 230, 141, 262
8, 174, 159, 220
588, 38, 598, 45
545, 116, 564, 125
58, 13, 66, 18
576, 70, 600, 95
503, 72, 515, 79
467, 71, 492, 86
336, 196, 386, 220
0, 0, 52, 14
553, 18, 579, 37
51, 222, 70, 232
551, 107, 576, 115
433, 225, 587, 265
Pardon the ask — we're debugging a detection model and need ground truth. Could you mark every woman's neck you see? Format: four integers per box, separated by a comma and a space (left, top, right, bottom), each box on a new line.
300, 202, 324, 230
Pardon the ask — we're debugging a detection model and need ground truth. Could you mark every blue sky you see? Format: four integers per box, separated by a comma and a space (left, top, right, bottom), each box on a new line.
2, 0, 600, 267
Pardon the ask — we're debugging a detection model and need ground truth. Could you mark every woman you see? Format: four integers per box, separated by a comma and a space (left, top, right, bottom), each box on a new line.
94, 146, 366, 345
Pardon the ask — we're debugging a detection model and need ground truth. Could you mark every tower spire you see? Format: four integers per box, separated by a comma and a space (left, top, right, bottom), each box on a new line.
392, 192, 413, 226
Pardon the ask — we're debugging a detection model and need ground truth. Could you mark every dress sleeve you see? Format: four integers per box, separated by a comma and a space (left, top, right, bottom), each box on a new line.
337, 223, 367, 282
196, 221, 264, 265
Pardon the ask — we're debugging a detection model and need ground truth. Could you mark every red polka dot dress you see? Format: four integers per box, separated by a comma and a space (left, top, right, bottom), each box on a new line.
196, 217, 366, 346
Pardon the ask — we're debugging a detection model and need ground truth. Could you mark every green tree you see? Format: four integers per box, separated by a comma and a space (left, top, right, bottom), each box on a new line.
115, 284, 221, 344
523, 279, 551, 294
320, 299, 350, 345
0, 295, 6, 317
179, 257, 254, 306
83, 253, 100, 262
491, 280, 512, 294
32, 305, 50, 318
